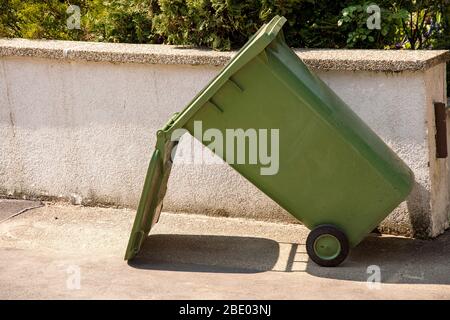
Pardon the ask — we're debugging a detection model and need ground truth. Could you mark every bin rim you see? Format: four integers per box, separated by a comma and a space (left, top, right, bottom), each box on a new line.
162, 15, 287, 133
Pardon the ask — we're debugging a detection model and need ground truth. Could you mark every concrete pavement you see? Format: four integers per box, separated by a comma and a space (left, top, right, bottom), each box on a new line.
0, 199, 42, 222
0, 201, 449, 299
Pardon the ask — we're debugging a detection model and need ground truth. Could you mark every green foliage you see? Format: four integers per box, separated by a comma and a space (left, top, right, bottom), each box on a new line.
0, 0, 85, 40
338, 3, 406, 48
88, 0, 159, 43
0, 0, 448, 52
258, 1, 350, 49
338, 1, 449, 50
0, 0, 159, 43
152, 0, 352, 50
153, 0, 263, 50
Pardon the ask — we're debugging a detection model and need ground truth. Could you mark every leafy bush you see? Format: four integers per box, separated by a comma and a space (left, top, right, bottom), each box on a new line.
0, 0, 80, 40
0, 0, 159, 43
338, 1, 449, 50
152, 0, 353, 50
0, 0, 448, 50
338, 3, 407, 49
152, 0, 261, 50
89, 0, 159, 43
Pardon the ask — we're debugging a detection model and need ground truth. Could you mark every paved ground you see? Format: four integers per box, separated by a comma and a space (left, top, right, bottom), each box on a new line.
0, 199, 42, 222
0, 201, 449, 299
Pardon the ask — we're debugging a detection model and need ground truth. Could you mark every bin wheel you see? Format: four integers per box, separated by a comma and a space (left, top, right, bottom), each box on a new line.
306, 225, 349, 267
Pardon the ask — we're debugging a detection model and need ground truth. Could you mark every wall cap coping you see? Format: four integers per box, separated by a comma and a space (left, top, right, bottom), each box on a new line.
0, 38, 449, 72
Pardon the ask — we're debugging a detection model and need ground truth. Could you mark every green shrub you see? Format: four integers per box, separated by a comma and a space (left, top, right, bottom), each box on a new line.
152, 0, 261, 50
338, 1, 449, 50
0, 0, 158, 43
1, 0, 448, 51
152, 0, 352, 50
1, 0, 72, 39
338, 3, 407, 49
88, 0, 159, 43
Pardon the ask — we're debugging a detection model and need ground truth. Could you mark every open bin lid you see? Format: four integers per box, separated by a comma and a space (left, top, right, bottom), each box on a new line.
124, 133, 176, 260
156, 15, 287, 133
125, 16, 287, 260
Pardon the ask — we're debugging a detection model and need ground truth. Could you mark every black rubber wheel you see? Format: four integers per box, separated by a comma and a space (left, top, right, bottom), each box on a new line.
306, 224, 349, 267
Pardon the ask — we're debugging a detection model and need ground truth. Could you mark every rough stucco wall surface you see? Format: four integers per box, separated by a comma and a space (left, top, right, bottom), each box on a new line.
425, 63, 450, 237
0, 55, 448, 236
0, 57, 219, 206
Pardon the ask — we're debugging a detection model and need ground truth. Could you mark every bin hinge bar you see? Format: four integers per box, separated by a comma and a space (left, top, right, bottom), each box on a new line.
434, 102, 447, 159
162, 112, 180, 132
206, 100, 224, 113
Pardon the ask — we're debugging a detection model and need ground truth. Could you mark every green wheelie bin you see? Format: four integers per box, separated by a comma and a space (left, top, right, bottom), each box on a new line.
125, 16, 414, 267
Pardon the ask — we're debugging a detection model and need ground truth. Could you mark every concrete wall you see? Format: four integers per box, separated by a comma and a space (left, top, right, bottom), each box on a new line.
0, 50, 449, 238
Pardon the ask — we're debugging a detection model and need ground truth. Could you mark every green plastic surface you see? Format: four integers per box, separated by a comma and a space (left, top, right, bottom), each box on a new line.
125, 16, 414, 260
314, 234, 341, 260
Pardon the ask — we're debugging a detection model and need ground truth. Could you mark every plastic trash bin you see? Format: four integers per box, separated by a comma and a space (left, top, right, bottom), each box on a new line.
125, 16, 414, 267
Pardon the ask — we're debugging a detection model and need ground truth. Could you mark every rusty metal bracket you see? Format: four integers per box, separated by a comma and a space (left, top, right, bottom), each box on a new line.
434, 102, 448, 159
